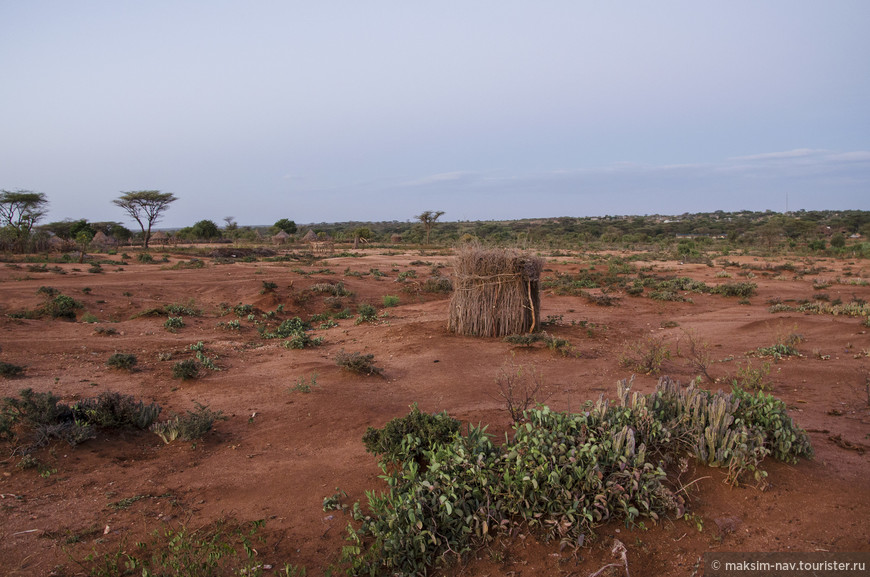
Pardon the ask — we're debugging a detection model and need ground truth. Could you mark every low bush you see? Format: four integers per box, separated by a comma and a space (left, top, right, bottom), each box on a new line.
341, 378, 812, 575
335, 350, 382, 376
422, 276, 453, 293
164, 316, 185, 331
0, 362, 25, 378
72, 392, 161, 429
355, 303, 378, 324
503, 332, 571, 356
1, 389, 161, 450
172, 359, 199, 380
106, 352, 138, 371
382, 295, 400, 307
43, 294, 83, 320
620, 335, 671, 374
150, 403, 225, 443
361, 403, 461, 465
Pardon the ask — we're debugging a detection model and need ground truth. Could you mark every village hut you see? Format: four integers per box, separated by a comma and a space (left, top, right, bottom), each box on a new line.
150, 230, 169, 246
91, 231, 117, 249
301, 229, 318, 243
272, 230, 291, 245
448, 245, 544, 337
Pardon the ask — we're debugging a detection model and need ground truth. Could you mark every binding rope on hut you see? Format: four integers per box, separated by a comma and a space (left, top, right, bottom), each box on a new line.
448, 245, 544, 337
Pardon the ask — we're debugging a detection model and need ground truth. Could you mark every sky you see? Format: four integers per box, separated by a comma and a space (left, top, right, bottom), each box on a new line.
1, 1, 868, 229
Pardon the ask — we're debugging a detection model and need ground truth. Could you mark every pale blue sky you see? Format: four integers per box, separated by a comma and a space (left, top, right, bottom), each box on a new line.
2, 1, 868, 228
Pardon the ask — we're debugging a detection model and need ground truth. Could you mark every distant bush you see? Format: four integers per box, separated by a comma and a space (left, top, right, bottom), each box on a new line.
713, 282, 757, 298
172, 359, 199, 380
106, 353, 138, 371
382, 295, 400, 307
151, 403, 225, 444
0, 362, 25, 378
504, 332, 571, 355
43, 294, 83, 320
422, 277, 453, 293
164, 316, 185, 331
72, 392, 160, 429
335, 350, 382, 376
355, 303, 378, 324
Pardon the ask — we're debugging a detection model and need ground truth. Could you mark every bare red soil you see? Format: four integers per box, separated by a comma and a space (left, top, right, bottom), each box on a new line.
0, 249, 868, 576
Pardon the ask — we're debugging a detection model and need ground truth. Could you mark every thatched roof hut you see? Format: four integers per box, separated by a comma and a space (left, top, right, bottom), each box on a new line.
91, 231, 117, 248
272, 230, 291, 244
150, 230, 169, 245
448, 245, 543, 337
301, 229, 318, 243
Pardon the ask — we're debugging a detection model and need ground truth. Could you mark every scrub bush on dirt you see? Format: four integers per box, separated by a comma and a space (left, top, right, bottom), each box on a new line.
340, 377, 813, 576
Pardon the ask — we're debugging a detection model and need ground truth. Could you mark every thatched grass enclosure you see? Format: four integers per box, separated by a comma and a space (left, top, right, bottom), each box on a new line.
448, 245, 544, 337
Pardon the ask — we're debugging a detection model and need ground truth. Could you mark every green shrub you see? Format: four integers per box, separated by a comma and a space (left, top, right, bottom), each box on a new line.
503, 332, 571, 355
0, 362, 25, 378
233, 303, 254, 316
341, 378, 813, 575
106, 352, 138, 371
284, 332, 324, 349
164, 316, 185, 331
72, 392, 160, 429
382, 295, 400, 307
137, 252, 154, 263
165, 301, 202, 316
355, 303, 378, 324
150, 403, 225, 443
172, 359, 199, 380
335, 350, 382, 376
43, 294, 83, 320
713, 282, 757, 298
362, 404, 461, 465
310, 282, 349, 296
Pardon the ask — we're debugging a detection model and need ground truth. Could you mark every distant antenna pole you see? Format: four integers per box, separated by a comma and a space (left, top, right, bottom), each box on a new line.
785, 192, 789, 214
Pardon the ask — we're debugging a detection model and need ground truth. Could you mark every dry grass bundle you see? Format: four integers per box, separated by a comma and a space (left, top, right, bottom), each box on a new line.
448, 245, 543, 337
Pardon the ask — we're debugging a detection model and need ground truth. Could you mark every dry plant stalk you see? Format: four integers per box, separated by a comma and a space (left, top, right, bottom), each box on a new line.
448, 244, 543, 337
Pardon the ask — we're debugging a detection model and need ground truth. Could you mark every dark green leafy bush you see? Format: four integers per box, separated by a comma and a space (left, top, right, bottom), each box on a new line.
172, 359, 199, 380
355, 303, 377, 324
0, 361, 25, 378
1, 389, 161, 450
106, 352, 138, 371
43, 294, 83, 319
341, 378, 813, 575
362, 404, 461, 465
72, 391, 160, 429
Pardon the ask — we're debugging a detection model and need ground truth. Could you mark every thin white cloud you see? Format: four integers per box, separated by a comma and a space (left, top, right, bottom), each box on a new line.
400, 171, 479, 187
729, 148, 827, 162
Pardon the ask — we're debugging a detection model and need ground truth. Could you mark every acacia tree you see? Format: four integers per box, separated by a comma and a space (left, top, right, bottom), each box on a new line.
416, 210, 445, 245
0, 190, 49, 248
113, 190, 177, 248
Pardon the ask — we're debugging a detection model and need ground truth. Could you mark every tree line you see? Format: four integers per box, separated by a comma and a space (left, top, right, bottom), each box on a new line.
2, 187, 868, 254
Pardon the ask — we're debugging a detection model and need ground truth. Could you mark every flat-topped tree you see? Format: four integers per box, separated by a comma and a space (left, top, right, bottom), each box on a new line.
113, 190, 177, 248
416, 210, 445, 245
0, 189, 48, 243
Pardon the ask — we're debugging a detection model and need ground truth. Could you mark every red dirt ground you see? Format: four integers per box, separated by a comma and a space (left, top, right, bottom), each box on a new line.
0, 248, 868, 576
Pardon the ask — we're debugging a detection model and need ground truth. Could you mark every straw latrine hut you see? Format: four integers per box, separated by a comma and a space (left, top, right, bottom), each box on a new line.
448, 245, 543, 337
